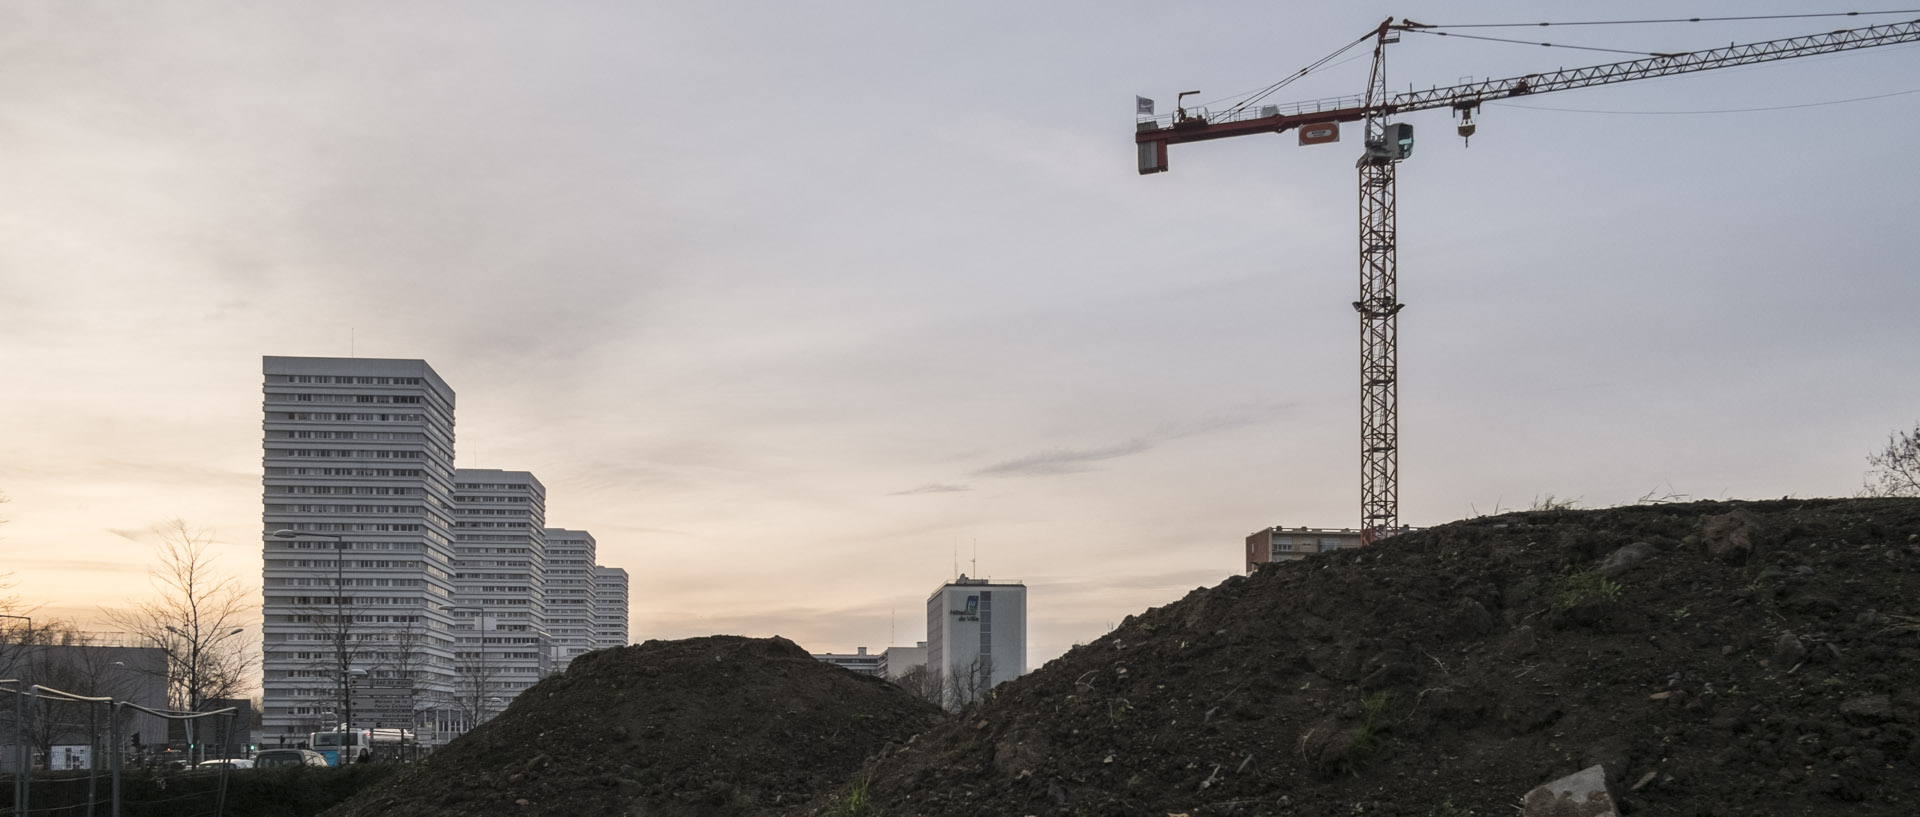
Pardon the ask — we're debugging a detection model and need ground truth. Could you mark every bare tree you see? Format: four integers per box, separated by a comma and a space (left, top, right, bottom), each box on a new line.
451, 624, 502, 734
1865, 422, 1920, 497
0, 575, 37, 681
941, 655, 995, 710
891, 664, 944, 705
102, 521, 256, 732
379, 614, 447, 735
0, 490, 32, 679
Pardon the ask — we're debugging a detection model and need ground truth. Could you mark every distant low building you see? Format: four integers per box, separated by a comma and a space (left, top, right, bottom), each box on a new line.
0, 643, 168, 769
1244, 526, 1366, 572
812, 647, 884, 677
199, 697, 256, 758
877, 641, 926, 680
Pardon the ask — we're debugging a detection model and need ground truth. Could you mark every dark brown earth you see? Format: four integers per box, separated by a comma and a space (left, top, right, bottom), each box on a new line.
836, 498, 1920, 816
324, 498, 1920, 817
321, 635, 944, 817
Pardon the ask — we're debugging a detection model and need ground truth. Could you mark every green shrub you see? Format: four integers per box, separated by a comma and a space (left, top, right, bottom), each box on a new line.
1555, 571, 1622, 610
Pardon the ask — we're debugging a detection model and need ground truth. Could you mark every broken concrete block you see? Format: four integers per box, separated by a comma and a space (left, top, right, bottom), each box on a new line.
1521, 764, 1618, 817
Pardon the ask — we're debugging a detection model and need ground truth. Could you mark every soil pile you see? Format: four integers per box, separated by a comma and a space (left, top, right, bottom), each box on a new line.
836, 498, 1920, 816
324, 635, 943, 817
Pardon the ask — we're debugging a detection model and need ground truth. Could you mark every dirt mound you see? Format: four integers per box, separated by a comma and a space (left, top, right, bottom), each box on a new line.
323, 635, 944, 817
835, 498, 1920, 816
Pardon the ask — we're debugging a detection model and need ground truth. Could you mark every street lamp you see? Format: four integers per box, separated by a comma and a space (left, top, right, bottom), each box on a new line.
4, 613, 30, 816
271, 530, 356, 732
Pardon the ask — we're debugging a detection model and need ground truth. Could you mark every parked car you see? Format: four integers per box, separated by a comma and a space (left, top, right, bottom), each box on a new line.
193, 758, 255, 770
251, 749, 330, 768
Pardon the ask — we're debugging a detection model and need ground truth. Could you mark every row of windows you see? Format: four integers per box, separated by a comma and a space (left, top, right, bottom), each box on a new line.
272, 448, 428, 459
268, 577, 424, 588
268, 392, 428, 404
1269, 536, 1346, 554
266, 560, 425, 572
270, 485, 425, 496
269, 595, 430, 607
271, 375, 427, 386
277, 411, 427, 422
266, 466, 429, 479
267, 541, 426, 553
277, 430, 427, 441
268, 503, 426, 514
273, 522, 442, 537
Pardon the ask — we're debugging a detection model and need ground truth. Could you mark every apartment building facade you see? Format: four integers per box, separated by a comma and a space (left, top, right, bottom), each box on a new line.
591, 565, 630, 649
260, 356, 462, 744
452, 469, 552, 719
264, 357, 635, 742
542, 528, 599, 668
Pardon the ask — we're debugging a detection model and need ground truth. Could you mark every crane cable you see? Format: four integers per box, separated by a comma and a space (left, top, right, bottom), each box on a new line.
1493, 86, 1920, 115
1408, 10, 1920, 29
1398, 28, 1688, 57
1223, 29, 1378, 118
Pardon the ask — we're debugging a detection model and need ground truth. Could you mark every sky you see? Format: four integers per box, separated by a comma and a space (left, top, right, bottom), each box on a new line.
3, 2, 1917, 689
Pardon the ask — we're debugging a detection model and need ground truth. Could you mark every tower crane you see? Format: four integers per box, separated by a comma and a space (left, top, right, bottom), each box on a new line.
1135, 15, 1920, 540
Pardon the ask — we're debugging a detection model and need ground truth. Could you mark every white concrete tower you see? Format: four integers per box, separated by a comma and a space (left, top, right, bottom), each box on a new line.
261, 356, 460, 745
451, 469, 550, 719
541, 528, 599, 669
924, 575, 1026, 709
591, 565, 629, 649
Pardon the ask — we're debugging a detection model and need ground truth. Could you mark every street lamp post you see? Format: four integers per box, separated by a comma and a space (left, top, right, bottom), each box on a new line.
271, 530, 356, 733
4, 612, 35, 806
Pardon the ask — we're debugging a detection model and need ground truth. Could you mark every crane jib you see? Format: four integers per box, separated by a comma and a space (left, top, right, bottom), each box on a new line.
1135, 17, 1920, 160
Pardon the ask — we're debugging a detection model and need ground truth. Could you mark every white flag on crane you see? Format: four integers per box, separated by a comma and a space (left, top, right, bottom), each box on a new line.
1136, 96, 1154, 115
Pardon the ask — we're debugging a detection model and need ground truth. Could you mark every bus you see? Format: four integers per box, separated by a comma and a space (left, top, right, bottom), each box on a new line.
307, 728, 415, 766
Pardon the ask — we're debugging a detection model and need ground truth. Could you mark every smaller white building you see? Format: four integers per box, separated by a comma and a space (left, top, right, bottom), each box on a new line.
811, 647, 883, 676
878, 641, 926, 680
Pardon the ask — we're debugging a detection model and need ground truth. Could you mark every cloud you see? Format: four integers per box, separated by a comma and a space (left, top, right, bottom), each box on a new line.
888, 483, 971, 496
974, 438, 1153, 477
106, 528, 149, 542
974, 401, 1292, 478
10, 558, 149, 574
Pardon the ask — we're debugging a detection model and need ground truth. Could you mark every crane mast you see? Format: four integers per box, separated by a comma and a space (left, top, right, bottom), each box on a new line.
1136, 15, 1920, 538
1355, 23, 1401, 538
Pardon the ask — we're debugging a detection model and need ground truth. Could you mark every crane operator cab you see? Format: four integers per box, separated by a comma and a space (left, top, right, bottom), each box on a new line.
1358, 122, 1414, 167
